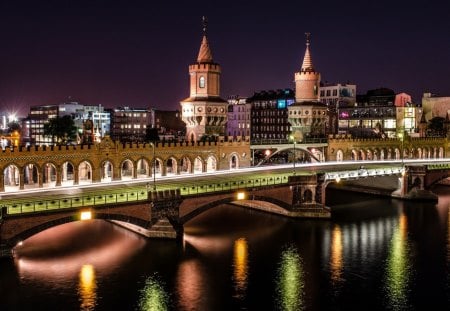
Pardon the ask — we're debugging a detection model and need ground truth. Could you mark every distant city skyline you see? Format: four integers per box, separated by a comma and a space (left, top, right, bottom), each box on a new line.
1, 0, 449, 117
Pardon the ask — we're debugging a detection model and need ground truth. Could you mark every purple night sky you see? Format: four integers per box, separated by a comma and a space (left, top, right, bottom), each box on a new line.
0, 0, 449, 117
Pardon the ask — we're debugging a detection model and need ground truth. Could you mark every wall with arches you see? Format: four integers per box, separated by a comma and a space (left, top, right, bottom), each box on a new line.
0, 136, 250, 192
327, 134, 448, 162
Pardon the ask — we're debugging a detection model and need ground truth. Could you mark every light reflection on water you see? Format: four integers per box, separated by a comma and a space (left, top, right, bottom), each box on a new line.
232, 237, 249, 299
275, 245, 305, 311
2, 189, 449, 310
384, 214, 412, 310
78, 264, 97, 311
138, 274, 169, 311
330, 225, 343, 284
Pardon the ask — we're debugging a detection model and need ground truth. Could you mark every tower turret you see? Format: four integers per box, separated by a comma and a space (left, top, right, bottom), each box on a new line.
288, 33, 327, 146
294, 33, 321, 102
180, 17, 228, 142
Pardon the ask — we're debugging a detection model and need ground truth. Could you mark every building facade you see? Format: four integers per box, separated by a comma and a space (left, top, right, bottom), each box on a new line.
248, 89, 294, 143
110, 107, 151, 143
226, 96, 250, 139
319, 83, 357, 134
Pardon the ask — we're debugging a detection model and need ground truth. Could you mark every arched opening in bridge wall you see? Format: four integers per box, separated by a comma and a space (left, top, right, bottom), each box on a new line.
380, 149, 385, 160
42, 163, 57, 187
358, 150, 366, 160
412, 176, 422, 189
136, 158, 149, 178
194, 157, 203, 174
78, 161, 92, 184
121, 159, 134, 180
303, 189, 313, 203
166, 157, 178, 176
61, 161, 75, 186
417, 148, 422, 159
351, 150, 358, 161
206, 155, 217, 172
395, 148, 400, 160
403, 148, 409, 160
180, 157, 191, 174
336, 150, 344, 162
101, 160, 113, 182
230, 153, 239, 169
155, 158, 163, 177
23, 164, 39, 188
4, 164, 19, 191
387, 148, 392, 160
366, 150, 373, 161
439, 147, 444, 158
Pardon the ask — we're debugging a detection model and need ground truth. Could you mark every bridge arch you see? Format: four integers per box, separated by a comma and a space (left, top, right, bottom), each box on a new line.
180, 195, 292, 224
61, 161, 75, 186
336, 149, 344, 162
100, 160, 114, 182
77, 160, 93, 184
206, 154, 217, 172
4, 213, 151, 253
136, 157, 150, 178
179, 156, 193, 174
120, 159, 134, 180
23, 162, 40, 188
3, 163, 19, 191
42, 162, 57, 187
166, 157, 178, 175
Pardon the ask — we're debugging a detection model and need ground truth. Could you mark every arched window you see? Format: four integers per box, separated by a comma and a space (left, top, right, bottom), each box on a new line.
199, 76, 205, 88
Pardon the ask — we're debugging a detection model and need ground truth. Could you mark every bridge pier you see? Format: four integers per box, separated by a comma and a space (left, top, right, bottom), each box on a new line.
392, 165, 438, 201
289, 174, 330, 218
148, 189, 184, 240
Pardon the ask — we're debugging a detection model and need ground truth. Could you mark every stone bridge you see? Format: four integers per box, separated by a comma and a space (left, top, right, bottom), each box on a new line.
2, 164, 448, 258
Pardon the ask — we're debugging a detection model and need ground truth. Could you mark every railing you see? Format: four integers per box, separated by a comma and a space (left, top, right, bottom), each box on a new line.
3, 175, 291, 215
179, 175, 289, 195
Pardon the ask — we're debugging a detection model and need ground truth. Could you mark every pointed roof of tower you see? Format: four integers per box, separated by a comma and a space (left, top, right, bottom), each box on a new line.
197, 16, 213, 63
301, 32, 314, 72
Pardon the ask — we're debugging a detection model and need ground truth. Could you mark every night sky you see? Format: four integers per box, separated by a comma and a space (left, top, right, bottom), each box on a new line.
1, 0, 449, 117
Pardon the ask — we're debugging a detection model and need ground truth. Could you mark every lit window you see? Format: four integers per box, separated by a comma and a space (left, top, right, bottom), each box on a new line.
199, 76, 205, 88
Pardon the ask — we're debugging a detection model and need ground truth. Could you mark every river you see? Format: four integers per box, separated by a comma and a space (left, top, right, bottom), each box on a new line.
1, 186, 449, 310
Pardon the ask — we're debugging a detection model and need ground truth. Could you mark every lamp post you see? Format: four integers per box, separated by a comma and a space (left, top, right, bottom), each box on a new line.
150, 142, 156, 191
290, 135, 296, 175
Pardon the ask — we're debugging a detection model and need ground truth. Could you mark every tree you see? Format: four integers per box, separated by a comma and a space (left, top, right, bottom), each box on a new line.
427, 117, 445, 137
145, 127, 160, 142
43, 115, 77, 144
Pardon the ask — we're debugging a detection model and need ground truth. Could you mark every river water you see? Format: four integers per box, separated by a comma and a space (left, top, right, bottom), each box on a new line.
1, 187, 449, 310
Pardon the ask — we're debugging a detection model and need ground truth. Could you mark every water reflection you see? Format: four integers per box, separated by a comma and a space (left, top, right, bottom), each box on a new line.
176, 259, 205, 311
275, 245, 305, 311
384, 214, 412, 310
138, 274, 169, 311
330, 225, 343, 283
232, 238, 249, 299
78, 264, 97, 311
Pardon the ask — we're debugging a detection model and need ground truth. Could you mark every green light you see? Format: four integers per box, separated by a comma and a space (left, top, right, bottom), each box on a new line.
384, 215, 412, 309
138, 275, 169, 311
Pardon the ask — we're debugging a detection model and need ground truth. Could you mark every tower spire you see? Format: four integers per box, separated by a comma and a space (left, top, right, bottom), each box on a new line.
301, 32, 314, 72
197, 16, 213, 63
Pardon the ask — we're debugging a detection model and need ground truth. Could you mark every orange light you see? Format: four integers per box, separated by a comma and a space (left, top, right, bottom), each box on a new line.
236, 192, 246, 200
80, 210, 92, 221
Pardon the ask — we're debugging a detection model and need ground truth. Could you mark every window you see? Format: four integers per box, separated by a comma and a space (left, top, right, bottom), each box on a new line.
199, 76, 205, 88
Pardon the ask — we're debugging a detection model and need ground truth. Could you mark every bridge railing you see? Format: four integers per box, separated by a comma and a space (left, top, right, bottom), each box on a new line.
4, 190, 149, 215
179, 175, 289, 195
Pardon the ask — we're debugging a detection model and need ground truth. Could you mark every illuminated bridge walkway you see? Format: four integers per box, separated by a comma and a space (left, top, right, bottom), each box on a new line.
1, 160, 450, 257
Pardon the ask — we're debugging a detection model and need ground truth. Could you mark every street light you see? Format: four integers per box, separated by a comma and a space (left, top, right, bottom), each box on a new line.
150, 142, 156, 191
290, 135, 296, 175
